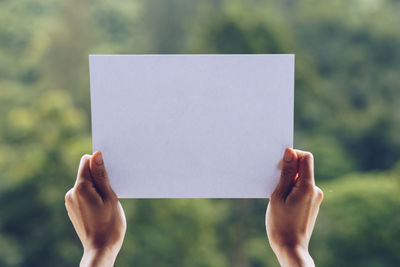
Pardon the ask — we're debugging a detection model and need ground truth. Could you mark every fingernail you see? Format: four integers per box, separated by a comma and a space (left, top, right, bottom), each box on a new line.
94, 152, 103, 165
284, 148, 293, 162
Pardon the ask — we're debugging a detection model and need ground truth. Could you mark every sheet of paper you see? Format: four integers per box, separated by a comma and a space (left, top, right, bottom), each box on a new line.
89, 54, 294, 198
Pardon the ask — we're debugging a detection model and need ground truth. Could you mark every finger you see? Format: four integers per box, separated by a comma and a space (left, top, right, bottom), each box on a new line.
75, 181, 103, 204
89, 151, 114, 200
65, 188, 75, 207
75, 155, 104, 203
294, 150, 315, 186
75, 154, 92, 187
273, 147, 298, 200
65, 189, 86, 240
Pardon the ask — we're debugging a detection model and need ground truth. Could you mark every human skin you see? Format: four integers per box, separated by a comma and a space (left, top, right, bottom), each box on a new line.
266, 148, 324, 267
65, 151, 126, 267
65, 148, 322, 266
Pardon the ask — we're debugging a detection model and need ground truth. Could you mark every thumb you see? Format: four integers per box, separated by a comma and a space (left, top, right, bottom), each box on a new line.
272, 148, 298, 200
89, 151, 114, 200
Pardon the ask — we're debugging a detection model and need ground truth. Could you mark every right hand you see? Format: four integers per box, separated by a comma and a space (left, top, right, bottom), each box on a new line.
266, 148, 323, 267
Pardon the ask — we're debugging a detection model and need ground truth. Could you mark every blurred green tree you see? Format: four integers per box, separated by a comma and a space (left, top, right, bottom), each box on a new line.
1, 0, 400, 266
312, 171, 400, 267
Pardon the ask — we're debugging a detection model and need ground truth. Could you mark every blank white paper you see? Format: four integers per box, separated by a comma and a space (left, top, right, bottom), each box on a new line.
89, 54, 294, 198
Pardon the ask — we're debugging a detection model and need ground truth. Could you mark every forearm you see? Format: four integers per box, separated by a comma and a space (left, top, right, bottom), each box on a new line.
80, 248, 118, 267
273, 245, 315, 267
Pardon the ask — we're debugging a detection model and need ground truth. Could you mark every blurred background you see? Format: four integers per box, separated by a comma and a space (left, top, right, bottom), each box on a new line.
0, 0, 399, 266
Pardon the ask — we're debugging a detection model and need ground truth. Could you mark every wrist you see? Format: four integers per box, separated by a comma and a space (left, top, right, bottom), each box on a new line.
80, 247, 119, 267
273, 245, 314, 267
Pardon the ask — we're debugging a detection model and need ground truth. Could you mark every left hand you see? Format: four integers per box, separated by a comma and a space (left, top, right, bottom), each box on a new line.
65, 151, 126, 267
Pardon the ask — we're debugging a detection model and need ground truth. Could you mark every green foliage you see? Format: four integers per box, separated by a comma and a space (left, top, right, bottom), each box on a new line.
119, 199, 228, 266
0, 0, 399, 266
313, 172, 400, 267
